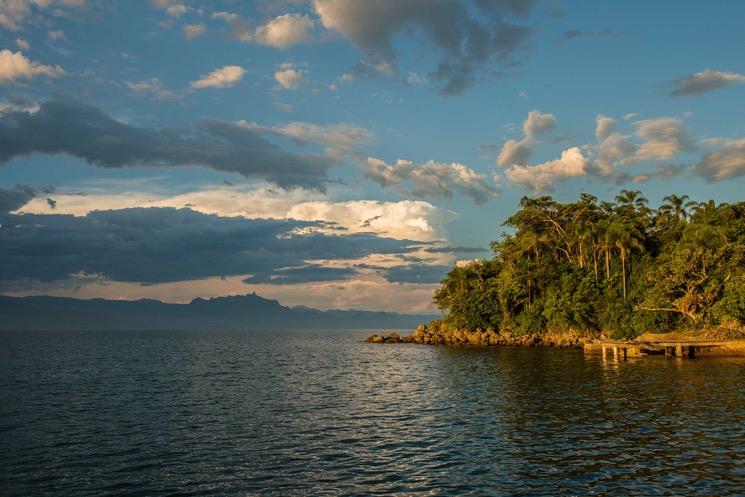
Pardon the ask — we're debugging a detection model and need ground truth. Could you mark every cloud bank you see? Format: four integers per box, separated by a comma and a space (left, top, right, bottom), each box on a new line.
0, 99, 332, 189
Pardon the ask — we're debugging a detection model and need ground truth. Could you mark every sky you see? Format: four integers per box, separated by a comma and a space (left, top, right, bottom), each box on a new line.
0, 0, 744, 313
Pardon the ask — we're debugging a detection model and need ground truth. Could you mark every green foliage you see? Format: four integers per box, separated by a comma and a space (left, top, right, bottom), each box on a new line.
434, 192, 745, 338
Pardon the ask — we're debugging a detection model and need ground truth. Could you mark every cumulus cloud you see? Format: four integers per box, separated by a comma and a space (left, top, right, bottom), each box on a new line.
244, 120, 374, 158
522, 110, 556, 136
497, 110, 556, 166
626, 117, 694, 163
364, 157, 497, 203
695, 138, 745, 181
182, 23, 206, 40
504, 146, 589, 192
670, 70, 745, 96
273, 62, 306, 89
15, 37, 29, 49
253, 13, 315, 48
595, 114, 615, 140
224, 12, 316, 49
0, 99, 332, 189
593, 130, 637, 176
0, 49, 64, 84
312, 0, 534, 95
0, 0, 86, 31
190, 65, 245, 89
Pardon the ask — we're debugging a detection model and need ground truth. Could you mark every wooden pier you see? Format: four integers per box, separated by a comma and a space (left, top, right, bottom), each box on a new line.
592, 339, 742, 359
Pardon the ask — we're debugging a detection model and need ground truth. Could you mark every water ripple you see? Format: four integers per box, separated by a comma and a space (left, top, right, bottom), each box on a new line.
1, 329, 744, 496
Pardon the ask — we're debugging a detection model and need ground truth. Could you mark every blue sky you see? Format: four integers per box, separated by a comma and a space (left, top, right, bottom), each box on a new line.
1, 0, 744, 312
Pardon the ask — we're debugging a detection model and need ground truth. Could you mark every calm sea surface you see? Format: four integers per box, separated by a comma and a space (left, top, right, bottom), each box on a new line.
1, 329, 744, 496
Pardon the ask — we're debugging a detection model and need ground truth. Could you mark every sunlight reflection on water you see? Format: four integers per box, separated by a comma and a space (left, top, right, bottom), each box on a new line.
1, 329, 744, 496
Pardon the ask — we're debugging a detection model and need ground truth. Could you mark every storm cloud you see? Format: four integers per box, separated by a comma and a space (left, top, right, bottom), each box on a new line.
0, 99, 332, 189
0, 207, 421, 287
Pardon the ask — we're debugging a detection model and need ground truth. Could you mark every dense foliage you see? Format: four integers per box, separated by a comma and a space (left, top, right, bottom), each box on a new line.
434, 192, 745, 339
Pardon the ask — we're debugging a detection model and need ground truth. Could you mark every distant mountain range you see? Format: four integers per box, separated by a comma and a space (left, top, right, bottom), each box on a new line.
0, 294, 438, 331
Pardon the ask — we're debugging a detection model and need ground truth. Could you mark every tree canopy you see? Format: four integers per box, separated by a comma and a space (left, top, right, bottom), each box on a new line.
434, 191, 745, 339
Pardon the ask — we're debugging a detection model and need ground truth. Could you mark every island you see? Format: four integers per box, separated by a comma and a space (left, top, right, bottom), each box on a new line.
369, 191, 745, 357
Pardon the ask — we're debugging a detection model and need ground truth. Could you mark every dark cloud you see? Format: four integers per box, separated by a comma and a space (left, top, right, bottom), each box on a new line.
421, 245, 488, 254
0, 99, 332, 189
0, 185, 38, 213
315, 0, 534, 95
554, 28, 614, 46
381, 265, 451, 284
0, 208, 418, 287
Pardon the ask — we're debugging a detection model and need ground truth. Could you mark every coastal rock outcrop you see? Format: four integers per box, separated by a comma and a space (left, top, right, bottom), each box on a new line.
366, 322, 594, 348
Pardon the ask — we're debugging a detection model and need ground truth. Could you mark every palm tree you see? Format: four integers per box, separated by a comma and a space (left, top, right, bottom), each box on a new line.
660, 194, 697, 220
612, 220, 645, 300
615, 189, 649, 210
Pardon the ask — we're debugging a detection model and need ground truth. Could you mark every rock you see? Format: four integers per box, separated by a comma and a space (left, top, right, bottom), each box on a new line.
367, 334, 384, 343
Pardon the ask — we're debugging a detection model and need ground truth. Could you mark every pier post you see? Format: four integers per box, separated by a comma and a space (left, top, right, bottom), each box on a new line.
613, 346, 618, 359
665, 347, 672, 357
601, 344, 606, 357
675, 344, 683, 357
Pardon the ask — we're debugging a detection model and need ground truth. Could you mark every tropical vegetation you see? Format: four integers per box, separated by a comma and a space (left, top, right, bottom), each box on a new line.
434, 191, 745, 339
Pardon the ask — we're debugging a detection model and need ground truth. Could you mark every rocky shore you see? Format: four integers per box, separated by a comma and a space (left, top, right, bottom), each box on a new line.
366, 323, 594, 349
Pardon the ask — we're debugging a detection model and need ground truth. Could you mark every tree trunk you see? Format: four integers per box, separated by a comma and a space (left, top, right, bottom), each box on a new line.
605, 249, 610, 280
593, 252, 599, 285
621, 249, 627, 301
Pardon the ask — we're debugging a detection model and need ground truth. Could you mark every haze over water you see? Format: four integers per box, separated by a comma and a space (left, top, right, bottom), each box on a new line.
2, 329, 744, 496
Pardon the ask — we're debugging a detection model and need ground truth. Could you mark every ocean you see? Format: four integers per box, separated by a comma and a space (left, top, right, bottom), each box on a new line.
2, 329, 744, 496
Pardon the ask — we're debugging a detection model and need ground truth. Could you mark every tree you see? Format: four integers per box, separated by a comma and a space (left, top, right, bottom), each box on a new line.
660, 194, 697, 220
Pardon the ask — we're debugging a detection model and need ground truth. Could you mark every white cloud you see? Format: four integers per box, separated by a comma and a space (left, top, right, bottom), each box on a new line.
670, 69, 745, 96
211, 11, 237, 22
497, 110, 556, 166
17, 185, 452, 242
0, 98, 39, 114
523, 110, 556, 136
190, 65, 245, 89
244, 120, 375, 158
497, 139, 532, 167
15, 37, 29, 49
0, 0, 86, 31
505, 147, 589, 192
165, 4, 188, 17
182, 23, 206, 40
240, 13, 315, 49
274, 62, 306, 89
594, 131, 637, 176
695, 138, 745, 181
625, 117, 694, 163
364, 157, 497, 204
0, 49, 64, 84
595, 114, 615, 140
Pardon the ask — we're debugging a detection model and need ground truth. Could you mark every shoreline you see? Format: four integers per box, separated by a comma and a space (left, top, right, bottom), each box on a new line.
367, 325, 745, 357
366, 324, 594, 349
